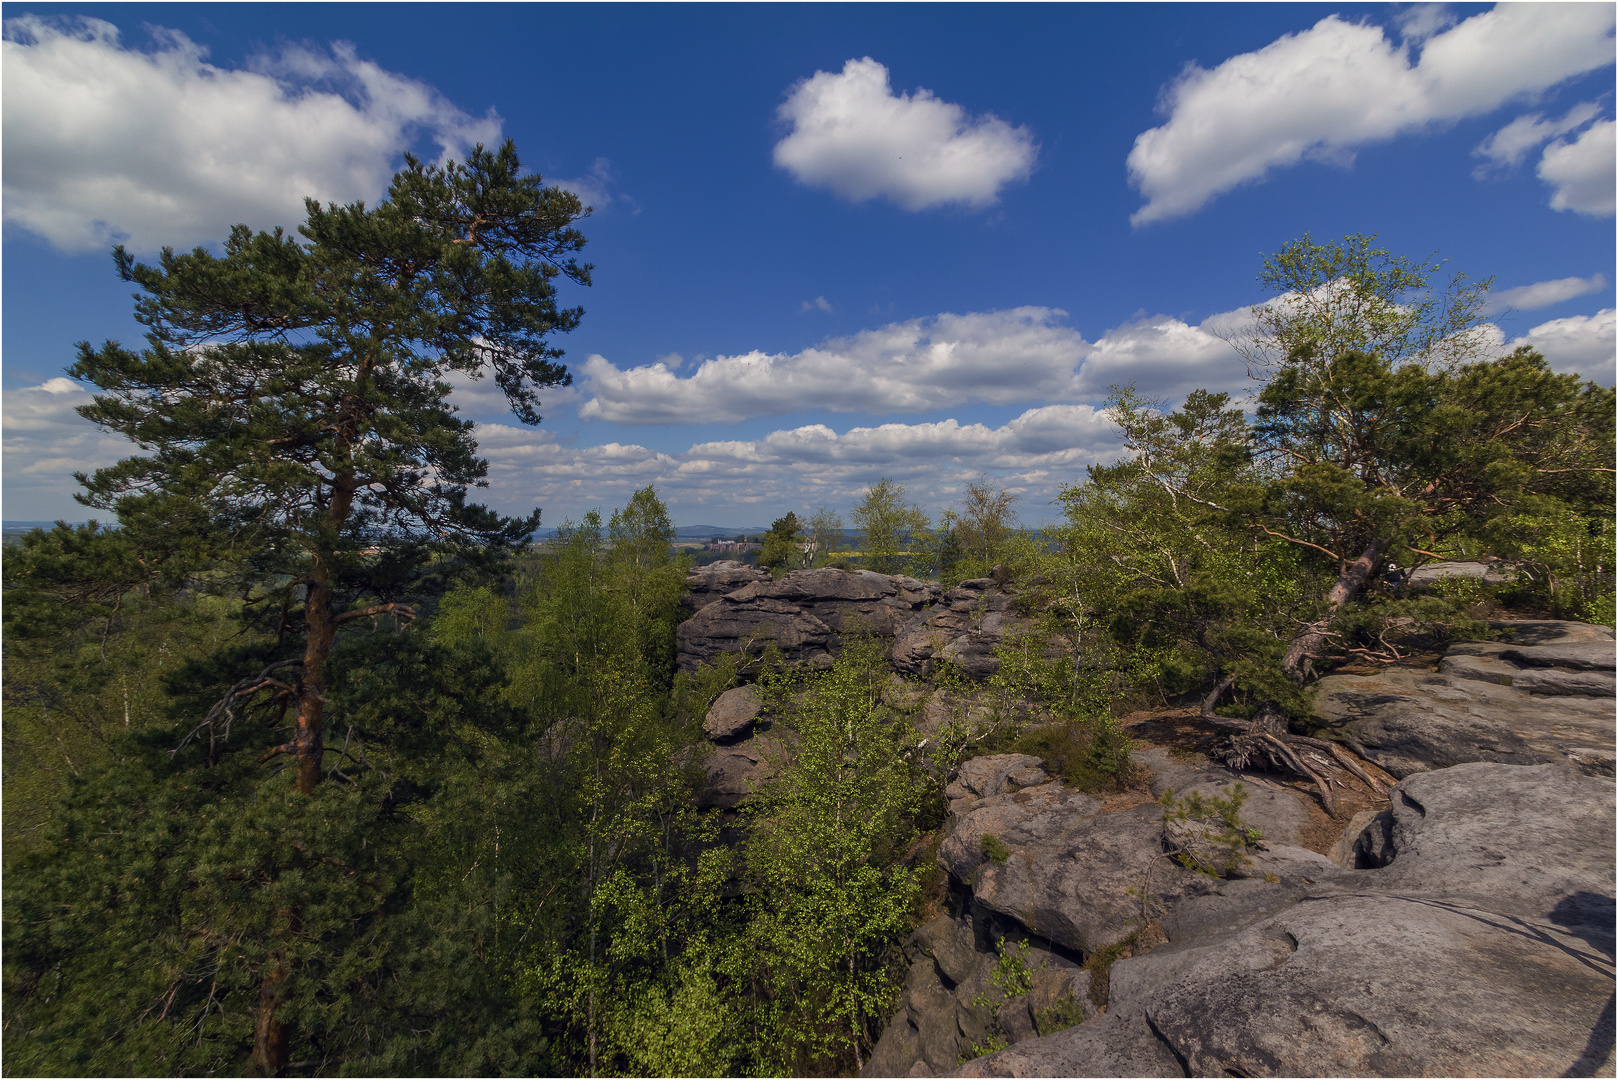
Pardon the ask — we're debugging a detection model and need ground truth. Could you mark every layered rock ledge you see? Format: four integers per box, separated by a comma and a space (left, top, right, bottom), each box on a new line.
859, 619, 1616, 1078
677, 565, 1036, 678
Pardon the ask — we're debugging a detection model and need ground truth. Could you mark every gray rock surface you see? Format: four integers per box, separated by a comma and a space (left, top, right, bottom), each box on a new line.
950, 760, 1616, 1078
953, 1009, 1182, 1078
1373, 761, 1616, 918
1402, 559, 1517, 588
1314, 620, 1616, 778
1136, 892, 1611, 1077
676, 567, 942, 671
680, 559, 769, 612
866, 913, 1092, 1078
702, 685, 763, 742
943, 792, 1180, 956
692, 733, 780, 810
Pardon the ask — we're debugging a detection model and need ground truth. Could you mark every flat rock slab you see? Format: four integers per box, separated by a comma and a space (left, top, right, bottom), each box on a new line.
952, 1009, 1181, 1078
1315, 621, 1616, 778
1403, 560, 1517, 587
1501, 638, 1617, 671
1138, 892, 1613, 1077
950, 760, 1617, 1078
1373, 761, 1616, 920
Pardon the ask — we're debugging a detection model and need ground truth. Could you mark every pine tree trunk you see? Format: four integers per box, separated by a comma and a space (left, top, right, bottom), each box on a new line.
1203, 538, 1392, 813
1280, 538, 1386, 682
294, 572, 335, 796
250, 947, 290, 1076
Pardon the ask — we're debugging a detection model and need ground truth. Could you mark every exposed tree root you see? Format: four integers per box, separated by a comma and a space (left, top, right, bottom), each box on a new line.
1199, 675, 1386, 814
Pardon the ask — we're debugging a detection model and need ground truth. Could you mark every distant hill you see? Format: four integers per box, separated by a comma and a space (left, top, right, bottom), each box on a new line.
3, 520, 94, 535
676, 524, 767, 538
4, 521, 793, 541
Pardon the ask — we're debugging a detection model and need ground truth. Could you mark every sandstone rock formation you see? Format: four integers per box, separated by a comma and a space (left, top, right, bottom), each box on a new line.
692, 734, 781, 810
677, 566, 942, 671
892, 579, 1024, 681
867, 747, 1350, 1076
689, 683, 778, 810
680, 559, 769, 613
1400, 559, 1518, 588
942, 761, 1614, 1078
703, 685, 763, 742
677, 566, 1038, 680
1314, 619, 1616, 778
860, 620, 1616, 1078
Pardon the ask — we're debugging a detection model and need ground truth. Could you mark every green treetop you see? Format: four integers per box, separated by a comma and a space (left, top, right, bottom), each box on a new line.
759, 511, 805, 572
853, 478, 930, 575
69, 141, 589, 799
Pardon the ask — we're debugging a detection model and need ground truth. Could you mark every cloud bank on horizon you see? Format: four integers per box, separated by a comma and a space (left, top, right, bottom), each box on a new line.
2, 4, 1613, 525
10, 301, 1609, 522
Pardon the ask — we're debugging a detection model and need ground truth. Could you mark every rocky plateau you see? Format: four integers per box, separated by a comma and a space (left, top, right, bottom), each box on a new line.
676, 562, 1616, 1077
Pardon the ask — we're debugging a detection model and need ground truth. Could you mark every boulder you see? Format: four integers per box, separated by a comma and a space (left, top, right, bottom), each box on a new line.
703, 685, 763, 742
1314, 620, 1617, 778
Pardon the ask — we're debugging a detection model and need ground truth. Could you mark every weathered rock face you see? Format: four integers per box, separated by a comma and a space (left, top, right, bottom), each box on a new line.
702, 685, 763, 742
861, 618, 1616, 1077
681, 559, 769, 613
939, 776, 1176, 958
691, 733, 781, 810
865, 911, 1092, 1079
1314, 619, 1616, 778
687, 682, 778, 810
891, 579, 1029, 681
677, 567, 1040, 683
676, 566, 944, 671
947, 760, 1616, 1079
867, 748, 1348, 1077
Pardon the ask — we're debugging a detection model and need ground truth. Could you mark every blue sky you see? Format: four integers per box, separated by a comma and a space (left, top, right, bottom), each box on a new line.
4, 2, 1614, 528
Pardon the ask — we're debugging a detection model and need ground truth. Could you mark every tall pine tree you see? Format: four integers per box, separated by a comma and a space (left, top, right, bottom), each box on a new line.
61, 140, 589, 1073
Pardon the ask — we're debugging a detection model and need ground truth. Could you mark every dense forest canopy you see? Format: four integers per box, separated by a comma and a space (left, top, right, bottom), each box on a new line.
4, 149, 1613, 1078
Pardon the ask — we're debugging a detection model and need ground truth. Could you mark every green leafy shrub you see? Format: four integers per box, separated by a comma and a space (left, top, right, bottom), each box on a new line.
964, 938, 1042, 1060
1034, 988, 1085, 1036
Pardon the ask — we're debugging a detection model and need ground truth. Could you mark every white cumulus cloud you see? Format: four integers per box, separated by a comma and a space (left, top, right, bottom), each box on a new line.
576, 307, 1250, 425
1487, 274, 1608, 313
1128, 4, 1616, 224
1472, 101, 1602, 173
552, 157, 619, 210
2, 377, 139, 519
1512, 308, 1616, 383
1, 15, 502, 252
773, 57, 1037, 211
1538, 119, 1617, 217
470, 406, 1124, 523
